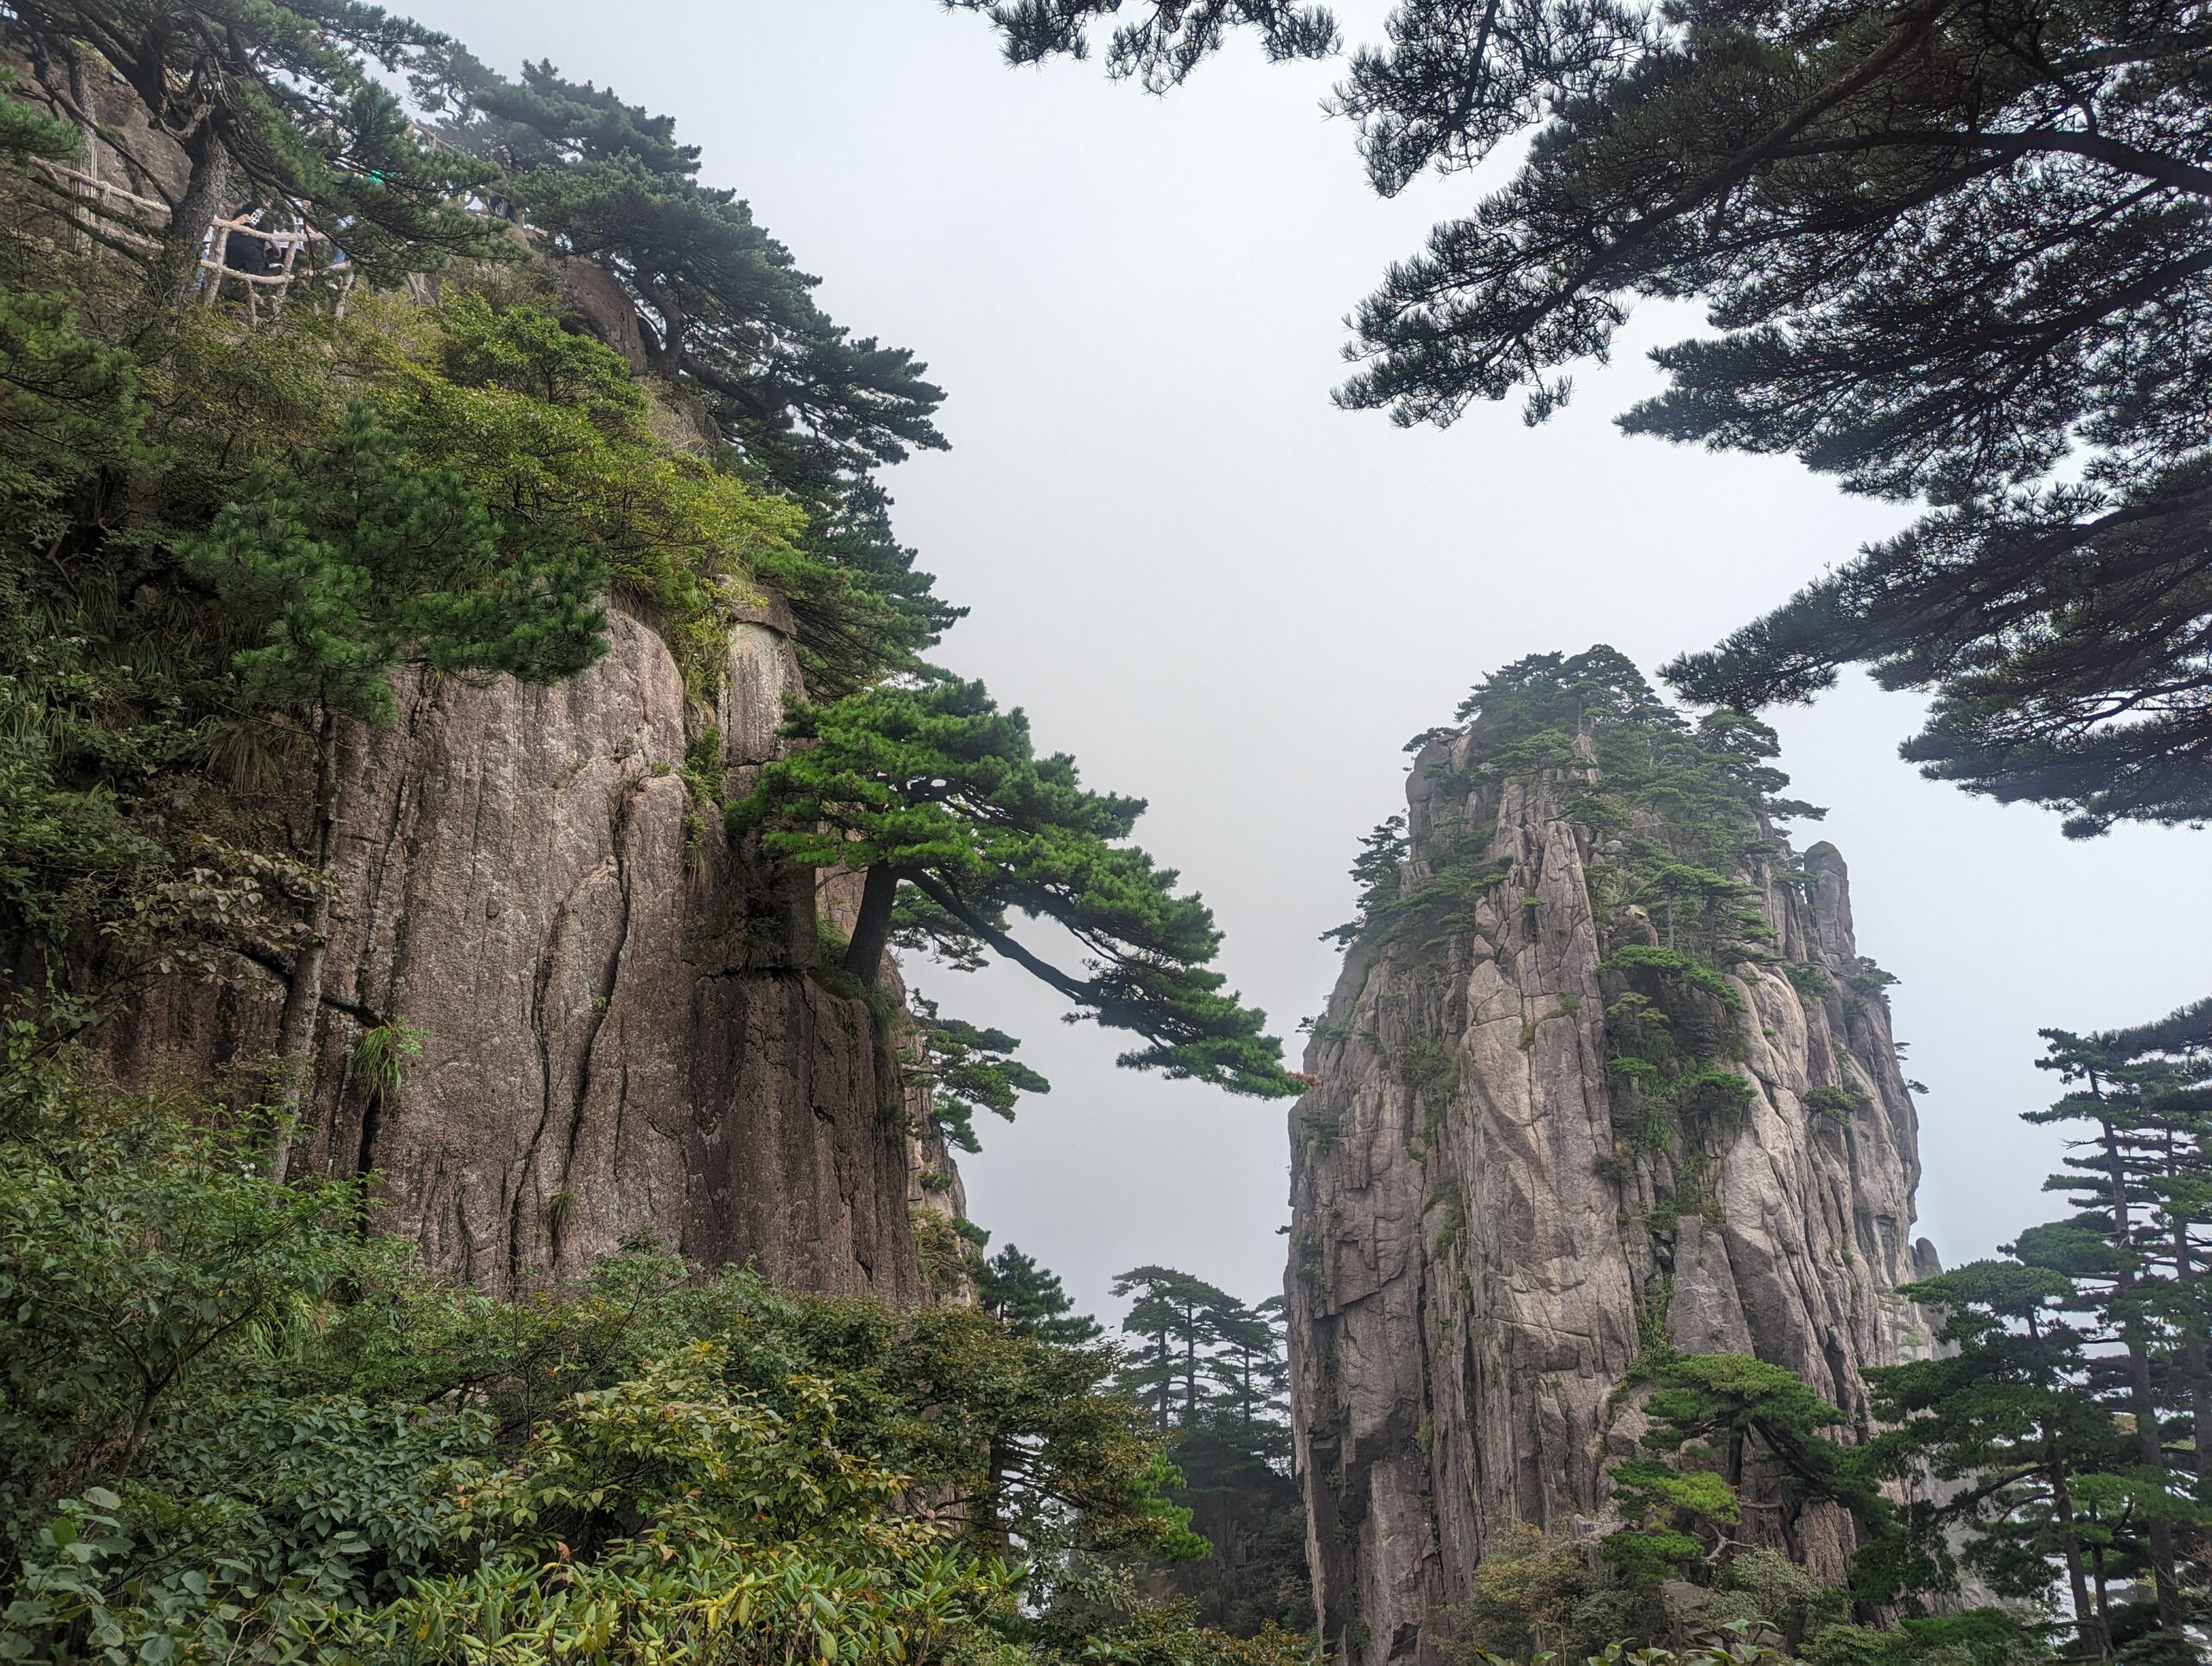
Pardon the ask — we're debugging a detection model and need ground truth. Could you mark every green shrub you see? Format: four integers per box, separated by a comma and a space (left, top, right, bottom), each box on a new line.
1803, 1084, 1866, 1123
0, 1061, 1214, 1664
1603, 945, 1745, 1012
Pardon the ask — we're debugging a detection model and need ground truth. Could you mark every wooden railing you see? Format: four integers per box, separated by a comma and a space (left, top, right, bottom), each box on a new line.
197, 212, 354, 322
29, 133, 522, 326
29, 155, 163, 253
29, 154, 357, 321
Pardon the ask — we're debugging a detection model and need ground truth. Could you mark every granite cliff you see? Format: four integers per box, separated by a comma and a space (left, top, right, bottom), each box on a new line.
1285, 650, 1939, 1663
115, 598, 957, 1303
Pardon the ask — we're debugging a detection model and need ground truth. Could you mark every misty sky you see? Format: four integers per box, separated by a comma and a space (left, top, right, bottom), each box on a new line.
409, 0, 2212, 1334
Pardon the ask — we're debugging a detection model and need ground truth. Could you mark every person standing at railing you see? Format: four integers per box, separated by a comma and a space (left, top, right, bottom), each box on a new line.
221, 204, 264, 274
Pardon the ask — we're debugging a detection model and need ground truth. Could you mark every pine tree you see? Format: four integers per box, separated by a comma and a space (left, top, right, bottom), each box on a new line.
940, 2, 1337, 89
1102, 1267, 1312, 1634
1635, 1353, 1872, 1531
1864, 1259, 2135, 1654
948, 0, 2212, 836
188, 403, 607, 1180
1592, 1351, 1882, 1634
1321, 815, 1407, 947
981, 1245, 1103, 1346
2045, 999, 2212, 1500
2018, 1018, 2212, 1631
913, 998, 1051, 1154
734, 677, 1295, 1098
1203, 1294, 1290, 1441
1111, 1265, 1239, 1428
409, 48, 956, 695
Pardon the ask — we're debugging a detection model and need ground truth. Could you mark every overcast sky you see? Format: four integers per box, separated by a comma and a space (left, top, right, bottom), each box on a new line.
411, 0, 2212, 1333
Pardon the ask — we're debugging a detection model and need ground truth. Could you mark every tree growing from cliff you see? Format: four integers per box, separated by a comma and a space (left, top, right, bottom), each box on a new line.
735, 677, 1296, 1098
1319, 813, 1406, 947
410, 48, 945, 480
188, 402, 607, 1180
945, 0, 2212, 837
912, 997, 1052, 1155
409, 48, 957, 694
1605, 1351, 1879, 1592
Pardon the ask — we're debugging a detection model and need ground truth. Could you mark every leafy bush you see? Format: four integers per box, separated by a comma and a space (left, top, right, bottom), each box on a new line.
1448, 1523, 1656, 1663
1679, 1067, 1756, 1122
0, 1060, 1245, 1663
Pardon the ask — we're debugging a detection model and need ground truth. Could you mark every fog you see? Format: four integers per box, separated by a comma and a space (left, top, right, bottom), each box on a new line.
409, 0, 2212, 1332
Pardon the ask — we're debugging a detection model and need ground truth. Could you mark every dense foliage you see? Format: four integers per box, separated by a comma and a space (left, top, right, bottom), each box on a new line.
405, 48, 961, 697
0, 13, 1307, 1663
0, 1053, 1308, 1664
0, 242, 794, 1030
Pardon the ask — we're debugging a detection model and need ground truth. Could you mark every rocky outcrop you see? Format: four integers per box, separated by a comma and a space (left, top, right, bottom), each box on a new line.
31, 61, 944, 1307
1286, 715, 1937, 1664
116, 601, 944, 1303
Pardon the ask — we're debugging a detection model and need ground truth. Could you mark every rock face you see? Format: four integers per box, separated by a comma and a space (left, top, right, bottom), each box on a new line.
117, 602, 942, 1303
37, 77, 946, 1307
1286, 709, 1937, 1664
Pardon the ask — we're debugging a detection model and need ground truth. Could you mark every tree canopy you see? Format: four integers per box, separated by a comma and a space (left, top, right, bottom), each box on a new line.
945, 0, 2212, 836
735, 676, 1295, 1099
981, 1244, 1103, 1346
410, 47, 957, 694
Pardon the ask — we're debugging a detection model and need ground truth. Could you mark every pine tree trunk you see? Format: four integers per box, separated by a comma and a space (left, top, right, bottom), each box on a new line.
1183, 1302, 1198, 1420
983, 1432, 1013, 1549
2174, 1214, 2212, 1587
269, 711, 341, 1186
2172, 1216, 2212, 1485
842, 862, 901, 986
162, 127, 229, 300
2126, 1335, 2183, 1629
60, 49, 103, 256
2104, 1122, 2183, 1630
2049, 1453, 2107, 1658
67, 48, 102, 182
